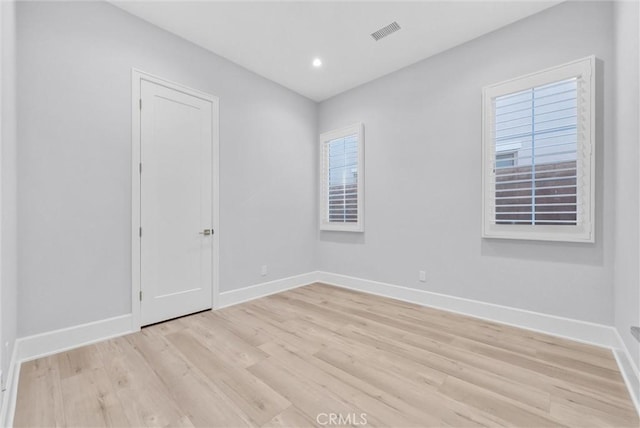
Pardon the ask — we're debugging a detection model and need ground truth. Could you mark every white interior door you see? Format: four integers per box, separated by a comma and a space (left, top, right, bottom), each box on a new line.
139, 78, 215, 326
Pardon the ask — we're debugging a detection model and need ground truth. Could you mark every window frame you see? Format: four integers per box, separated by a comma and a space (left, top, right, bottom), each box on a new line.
319, 123, 365, 232
481, 56, 595, 243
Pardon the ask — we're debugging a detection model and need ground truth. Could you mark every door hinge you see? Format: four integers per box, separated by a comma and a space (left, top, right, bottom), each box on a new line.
139, 291, 142, 301
139, 163, 142, 174
139, 227, 142, 237
139, 99, 142, 110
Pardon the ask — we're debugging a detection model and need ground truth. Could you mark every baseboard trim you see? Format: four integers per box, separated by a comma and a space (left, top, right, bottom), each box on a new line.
220, 272, 617, 350
613, 330, 640, 415
0, 343, 19, 428
17, 314, 134, 363
1, 271, 636, 423
0, 314, 134, 426
316, 271, 619, 349
218, 271, 319, 308
317, 272, 640, 413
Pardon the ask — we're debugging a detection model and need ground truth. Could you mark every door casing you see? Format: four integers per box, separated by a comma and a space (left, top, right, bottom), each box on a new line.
131, 69, 220, 331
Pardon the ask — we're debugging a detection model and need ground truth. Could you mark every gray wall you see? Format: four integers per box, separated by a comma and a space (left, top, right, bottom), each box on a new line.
14, 0, 635, 342
1, 0, 18, 384
317, 1, 615, 324
613, 0, 640, 370
17, 1, 317, 336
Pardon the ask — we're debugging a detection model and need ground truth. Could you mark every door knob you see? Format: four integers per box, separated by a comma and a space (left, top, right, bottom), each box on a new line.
199, 229, 213, 236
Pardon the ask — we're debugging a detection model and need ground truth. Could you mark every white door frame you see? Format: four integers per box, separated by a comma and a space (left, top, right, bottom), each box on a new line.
131, 69, 220, 331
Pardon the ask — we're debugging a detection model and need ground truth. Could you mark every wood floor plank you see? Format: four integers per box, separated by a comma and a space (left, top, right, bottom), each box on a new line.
205, 309, 275, 347
261, 405, 317, 428
14, 357, 66, 428
449, 336, 630, 400
13, 283, 639, 428
95, 335, 194, 427
259, 338, 439, 427
340, 318, 627, 409
56, 345, 104, 380
235, 304, 324, 355
310, 344, 506, 427
127, 329, 256, 427
248, 357, 375, 426
59, 367, 130, 427
549, 383, 639, 424
337, 323, 557, 398
181, 311, 269, 368
310, 284, 616, 369
438, 376, 563, 428
316, 342, 550, 414
165, 329, 291, 426
143, 316, 189, 337
549, 400, 640, 428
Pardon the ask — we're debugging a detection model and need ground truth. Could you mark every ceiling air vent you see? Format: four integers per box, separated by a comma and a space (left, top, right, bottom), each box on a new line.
371, 21, 401, 41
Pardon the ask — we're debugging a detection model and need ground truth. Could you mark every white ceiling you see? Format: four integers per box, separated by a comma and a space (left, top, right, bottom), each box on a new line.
112, 1, 561, 101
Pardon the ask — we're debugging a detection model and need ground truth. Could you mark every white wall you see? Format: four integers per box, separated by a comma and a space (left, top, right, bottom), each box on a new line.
613, 0, 640, 370
16, 1, 317, 336
317, 1, 615, 324
13, 0, 635, 342
1, 0, 18, 385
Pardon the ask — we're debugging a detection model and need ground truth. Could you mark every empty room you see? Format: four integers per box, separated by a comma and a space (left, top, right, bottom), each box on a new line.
0, 0, 639, 427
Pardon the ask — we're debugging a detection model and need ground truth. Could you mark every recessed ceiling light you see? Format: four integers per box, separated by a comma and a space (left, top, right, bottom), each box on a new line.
312, 58, 322, 68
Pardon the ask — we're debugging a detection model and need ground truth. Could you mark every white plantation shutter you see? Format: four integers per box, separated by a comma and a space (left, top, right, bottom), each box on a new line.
320, 123, 364, 232
493, 78, 579, 225
326, 135, 359, 223
482, 57, 595, 242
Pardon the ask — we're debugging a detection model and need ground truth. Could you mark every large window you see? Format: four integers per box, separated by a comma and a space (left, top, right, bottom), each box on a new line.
482, 57, 595, 242
320, 123, 364, 232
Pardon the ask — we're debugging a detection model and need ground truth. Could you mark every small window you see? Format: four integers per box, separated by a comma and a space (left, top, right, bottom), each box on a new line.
320, 123, 364, 232
482, 56, 595, 242
495, 151, 517, 168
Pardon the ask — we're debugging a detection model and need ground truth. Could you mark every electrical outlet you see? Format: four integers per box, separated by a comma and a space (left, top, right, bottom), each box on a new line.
261, 265, 268, 276
419, 270, 426, 282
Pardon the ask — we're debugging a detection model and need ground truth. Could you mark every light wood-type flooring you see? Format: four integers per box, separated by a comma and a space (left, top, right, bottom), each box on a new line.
14, 283, 639, 427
